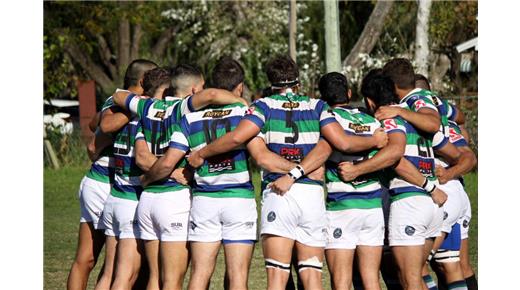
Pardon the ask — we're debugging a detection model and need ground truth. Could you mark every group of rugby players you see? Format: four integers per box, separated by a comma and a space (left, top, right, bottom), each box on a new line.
66, 55, 477, 290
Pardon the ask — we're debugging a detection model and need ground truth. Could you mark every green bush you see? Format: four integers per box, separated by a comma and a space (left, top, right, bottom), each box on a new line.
44, 128, 90, 168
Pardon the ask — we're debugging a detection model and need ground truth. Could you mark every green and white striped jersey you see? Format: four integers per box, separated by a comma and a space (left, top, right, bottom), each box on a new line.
170, 103, 254, 199
325, 106, 383, 211
124, 94, 194, 193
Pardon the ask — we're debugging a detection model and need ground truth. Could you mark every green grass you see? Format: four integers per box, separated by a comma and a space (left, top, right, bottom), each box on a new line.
44, 167, 478, 290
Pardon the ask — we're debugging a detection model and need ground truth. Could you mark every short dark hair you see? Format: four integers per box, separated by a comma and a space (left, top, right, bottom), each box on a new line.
361, 69, 398, 110
414, 73, 431, 90
211, 57, 244, 91
170, 64, 203, 95
142, 67, 171, 97
123, 59, 158, 89
382, 58, 415, 90
318, 72, 349, 106
265, 55, 299, 87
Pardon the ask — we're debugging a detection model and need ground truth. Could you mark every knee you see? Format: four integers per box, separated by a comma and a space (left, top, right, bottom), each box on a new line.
74, 254, 96, 271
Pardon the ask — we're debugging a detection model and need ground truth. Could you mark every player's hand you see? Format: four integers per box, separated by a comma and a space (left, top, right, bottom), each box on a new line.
431, 187, 448, 207
373, 128, 388, 149
307, 166, 325, 181
268, 174, 295, 195
375, 106, 402, 121
338, 161, 358, 182
187, 150, 205, 168
435, 165, 450, 184
170, 167, 194, 185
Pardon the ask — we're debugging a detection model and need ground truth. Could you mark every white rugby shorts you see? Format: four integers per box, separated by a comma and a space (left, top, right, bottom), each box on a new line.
326, 208, 385, 250
388, 195, 443, 246
101, 195, 140, 239
137, 189, 191, 242
188, 196, 257, 242
78, 176, 111, 230
458, 188, 472, 240
261, 183, 327, 248
438, 179, 467, 233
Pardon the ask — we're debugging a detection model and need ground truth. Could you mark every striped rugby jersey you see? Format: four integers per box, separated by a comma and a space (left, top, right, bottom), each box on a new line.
382, 115, 437, 201
325, 106, 383, 211
84, 90, 127, 184
243, 91, 337, 188
111, 117, 144, 201
170, 102, 254, 199
436, 120, 469, 168
125, 94, 195, 193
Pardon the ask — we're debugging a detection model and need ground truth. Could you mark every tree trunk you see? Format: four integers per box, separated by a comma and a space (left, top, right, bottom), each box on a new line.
324, 0, 341, 73
96, 34, 117, 80
64, 42, 115, 94
415, 0, 432, 76
130, 23, 143, 62
118, 19, 131, 73
289, 0, 297, 62
151, 26, 178, 59
343, 0, 394, 70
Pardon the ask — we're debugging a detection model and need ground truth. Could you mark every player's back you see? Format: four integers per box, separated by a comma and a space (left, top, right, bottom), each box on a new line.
325, 106, 383, 210
178, 102, 254, 198
249, 92, 334, 187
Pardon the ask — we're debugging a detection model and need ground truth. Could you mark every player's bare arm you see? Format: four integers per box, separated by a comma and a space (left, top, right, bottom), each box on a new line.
394, 157, 447, 206
268, 139, 332, 195
88, 112, 101, 132
434, 141, 462, 167
86, 129, 113, 161
140, 147, 186, 187
436, 147, 477, 184
190, 88, 248, 109
135, 139, 158, 172
246, 137, 295, 173
99, 106, 131, 134
188, 119, 261, 168
337, 131, 405, 182
321, 121, 388, 153
375, 106, 440, 134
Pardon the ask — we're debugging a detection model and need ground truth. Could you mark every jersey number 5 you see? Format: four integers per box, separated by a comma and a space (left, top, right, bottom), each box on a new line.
284, 110, 299, 144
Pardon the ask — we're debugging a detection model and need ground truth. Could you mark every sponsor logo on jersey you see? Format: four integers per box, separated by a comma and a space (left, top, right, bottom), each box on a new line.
431, 96, 440, 106
246, 106, 255, 115
267, 211, 276, 222
282, 102, 300, 109
414, 100, 427, 110
348, 123, 371, 133
333, 228, 342, 239
280, 147, 303, 163
154, 111, 166, 119
245, 221, 255, 229
418, 160, 433, 175
203, 109, 232, 118
448, 128, 463, 143
383, 119, 398, 130
405, 225, 416, 236
207, 154, 235, 173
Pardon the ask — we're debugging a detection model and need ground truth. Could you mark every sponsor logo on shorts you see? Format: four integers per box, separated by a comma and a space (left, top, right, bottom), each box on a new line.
245, 221, 255, 229
443, 212, 448, 220
171, 222, 183, 230
405, 225, 416, 236
190, 221, 197, 230
333, 228, 342, 239
463, 220, 469, 228
267, 211, 276, 222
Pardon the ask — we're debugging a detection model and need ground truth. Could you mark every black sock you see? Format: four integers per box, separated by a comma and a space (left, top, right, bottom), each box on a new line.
465, 275, 478, 290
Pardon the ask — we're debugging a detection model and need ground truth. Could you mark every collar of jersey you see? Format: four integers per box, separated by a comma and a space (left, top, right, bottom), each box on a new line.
399, 88, 422, 103
164, 96, 181, 102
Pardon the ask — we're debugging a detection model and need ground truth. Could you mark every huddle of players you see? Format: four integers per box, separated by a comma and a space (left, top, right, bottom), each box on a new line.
67, 55, 477, 290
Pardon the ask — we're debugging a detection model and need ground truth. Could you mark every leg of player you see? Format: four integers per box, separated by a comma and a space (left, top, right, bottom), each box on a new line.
459, 238, 477, 290
110, 238, 143, 290
295, 241, 325, 290
161, 241, 189, 290
357, 246, 383, 290
421, 238, 437, 290
67, 222, 106, 290
325, 249, 355, 290
392, 245, 425, 290
143, 240, 160, 290
187, 241, 221, 290
223, 242, 254, 290
263, 235, 294, 290
94, 236, 118, 290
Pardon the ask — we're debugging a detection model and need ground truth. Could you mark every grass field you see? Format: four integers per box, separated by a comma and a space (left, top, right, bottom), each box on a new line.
44, 166, 477, 290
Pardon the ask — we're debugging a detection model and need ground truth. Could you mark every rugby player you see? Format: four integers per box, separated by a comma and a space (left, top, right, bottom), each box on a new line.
317, 72, 388, 290
67, 59, 157, 290
186, 55, 387, 290
340, 71, 446, 290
